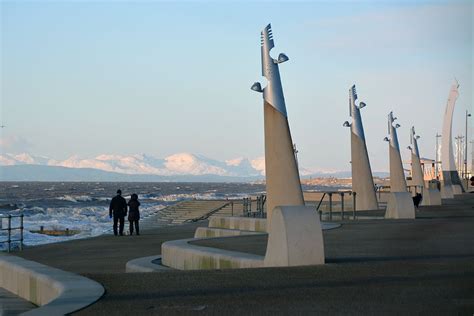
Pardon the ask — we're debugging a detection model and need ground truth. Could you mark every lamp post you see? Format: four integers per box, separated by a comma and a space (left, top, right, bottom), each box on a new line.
455, 135, 463, 175
435, 133, 442, 179
464, 110, 471, 184
293, 143, 299, 169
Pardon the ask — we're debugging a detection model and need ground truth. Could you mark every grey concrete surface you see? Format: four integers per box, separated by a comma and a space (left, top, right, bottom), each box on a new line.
0, 254, 104, 315
0, 287, 36, 315
13, 195, 474, 315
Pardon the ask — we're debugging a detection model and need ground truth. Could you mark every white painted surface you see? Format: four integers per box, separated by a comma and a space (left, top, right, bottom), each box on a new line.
441, 81, 459, 172
162, 239, 264, 270
420, 188, 442, 206
351, 133, 378, 210
264, 103, 305, 227
385, 192, 416, 219
390, 145, 408, 192
411, 153, 425, 188
194, 227, 263, 238
209, 216, 267, 232
0, 254, 104, 315
264, 206, 324, 267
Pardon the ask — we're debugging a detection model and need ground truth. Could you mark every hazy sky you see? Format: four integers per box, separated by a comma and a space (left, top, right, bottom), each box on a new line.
1, 0, 472, 171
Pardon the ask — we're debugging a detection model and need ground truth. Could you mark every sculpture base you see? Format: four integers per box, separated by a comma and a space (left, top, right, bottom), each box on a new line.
452, 185, 463, 195
264, 206, 324, 267
440, 184, 454, 199
420, 188, 442, 206
385, 192, 415, 219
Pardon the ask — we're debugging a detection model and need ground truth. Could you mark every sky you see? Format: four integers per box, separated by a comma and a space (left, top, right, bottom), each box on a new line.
1, 0, 472, 172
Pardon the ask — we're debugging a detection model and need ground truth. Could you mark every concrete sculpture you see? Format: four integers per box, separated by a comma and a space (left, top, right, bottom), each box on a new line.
251, 24, 305, 224
409, 127, 441, 205
252, 24, 324, 266
384, 112, 415, 219
441, 80, 464, 197
343, 85, 378, 211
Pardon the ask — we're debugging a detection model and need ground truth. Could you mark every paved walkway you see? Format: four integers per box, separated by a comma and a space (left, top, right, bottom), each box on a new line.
13, 194, 474, 315
0, 287, 36, 315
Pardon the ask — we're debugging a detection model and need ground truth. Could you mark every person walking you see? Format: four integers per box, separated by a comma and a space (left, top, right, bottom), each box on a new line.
109, 189, 127, 236
128, 193, 141, 235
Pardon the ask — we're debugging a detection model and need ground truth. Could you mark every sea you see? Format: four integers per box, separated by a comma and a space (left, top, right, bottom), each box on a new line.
0, 181, 337, 250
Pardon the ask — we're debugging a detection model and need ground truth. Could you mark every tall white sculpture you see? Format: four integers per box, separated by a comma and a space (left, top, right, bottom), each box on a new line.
343, 85, 378, 211
252, 24, 324, 266
251, 24, 304, 224
441, 80, 464, 197
409, 127, 424, 188
409, 127, 441, 205
384, 112, 415, 219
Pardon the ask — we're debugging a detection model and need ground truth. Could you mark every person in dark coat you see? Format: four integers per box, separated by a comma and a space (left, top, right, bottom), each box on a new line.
127, 193, 140, 235
109, 189, 127, 236
412, 193, 423, 210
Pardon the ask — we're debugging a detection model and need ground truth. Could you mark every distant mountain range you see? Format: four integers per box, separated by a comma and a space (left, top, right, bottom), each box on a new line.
0, 153, 388, 182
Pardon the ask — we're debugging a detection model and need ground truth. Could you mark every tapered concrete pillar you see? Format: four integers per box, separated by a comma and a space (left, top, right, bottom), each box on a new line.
252, 24, 323, 267
343, 85, 378, 211
441, 80, 464, 197
409, 127, 441, 205
251, 24, 304, 226
384, 112, 415, 219
409, 127, 424, 189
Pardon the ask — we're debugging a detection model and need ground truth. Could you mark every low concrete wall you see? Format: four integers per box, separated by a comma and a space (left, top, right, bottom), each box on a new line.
126, 256, 171, 273
162, 238, 264, 270
0, 254, 104, 315
209, 216, 267, 232
194, 227, 263, 238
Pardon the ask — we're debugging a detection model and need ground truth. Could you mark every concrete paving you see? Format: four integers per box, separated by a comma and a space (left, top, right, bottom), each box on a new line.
13, 194, 474, 315
0, 287, 36, 315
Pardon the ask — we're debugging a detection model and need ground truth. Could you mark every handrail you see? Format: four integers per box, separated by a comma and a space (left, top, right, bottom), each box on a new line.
315, 193, 327, 212
0, 214, 24, 252
310, 191, 357, 221
186, 202, 233, 223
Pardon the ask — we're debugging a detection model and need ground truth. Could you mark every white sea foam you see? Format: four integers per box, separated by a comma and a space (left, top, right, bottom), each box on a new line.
56, 195, 93, 203
0, 203, 167, 249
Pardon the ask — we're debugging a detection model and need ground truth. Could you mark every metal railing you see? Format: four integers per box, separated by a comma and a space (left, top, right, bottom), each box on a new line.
376, 184, 424, 200
243, 194, 266, 218
0, 214, 24, 252
313, 191, 357, 220
186, 202, 233, 223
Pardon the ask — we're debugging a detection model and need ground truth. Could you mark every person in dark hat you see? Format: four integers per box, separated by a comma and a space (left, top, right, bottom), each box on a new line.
109, 189, 127, 236
127, 193, 141, 235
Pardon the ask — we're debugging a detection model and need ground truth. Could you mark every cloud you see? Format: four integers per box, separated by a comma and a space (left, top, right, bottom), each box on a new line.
0, 135, 34, 153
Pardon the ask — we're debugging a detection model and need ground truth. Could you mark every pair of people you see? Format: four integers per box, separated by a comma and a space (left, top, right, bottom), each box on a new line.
109, 189, 141, 236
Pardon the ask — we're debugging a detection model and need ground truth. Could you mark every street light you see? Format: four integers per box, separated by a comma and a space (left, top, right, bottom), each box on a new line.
464, 110, 471, 184
436, 133, 442, 179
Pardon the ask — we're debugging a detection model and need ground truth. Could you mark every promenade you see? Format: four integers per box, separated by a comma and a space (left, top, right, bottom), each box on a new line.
15, 194, 474, 315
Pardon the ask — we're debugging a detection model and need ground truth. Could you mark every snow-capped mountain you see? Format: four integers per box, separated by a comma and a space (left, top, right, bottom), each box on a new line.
0, 153, 268, 177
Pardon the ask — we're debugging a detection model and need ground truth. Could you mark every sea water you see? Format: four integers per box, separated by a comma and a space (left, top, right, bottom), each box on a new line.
0, 181, 336, 249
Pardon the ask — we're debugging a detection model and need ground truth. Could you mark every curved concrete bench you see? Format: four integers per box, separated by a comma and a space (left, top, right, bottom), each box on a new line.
194, 227, 264, 238
0, 254, 104, 315
209, 216, 267, 232
126, 255, 171, 273
162, 238, 264, 270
